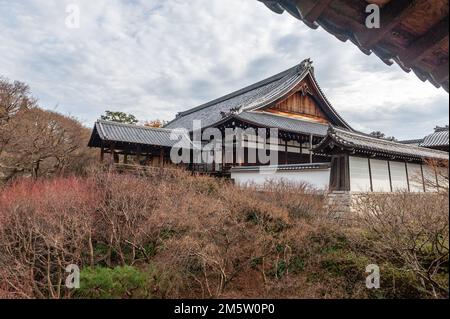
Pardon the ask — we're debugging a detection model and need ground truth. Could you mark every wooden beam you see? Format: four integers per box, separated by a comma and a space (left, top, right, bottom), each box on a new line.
300, 0, 333, 23
399, 17, 449, 66
360, 0, 416, 48
406, 35, 448, 66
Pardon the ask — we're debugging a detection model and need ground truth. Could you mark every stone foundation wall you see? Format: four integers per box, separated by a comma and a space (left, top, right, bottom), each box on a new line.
326, 191, 445, 216
326, 191, 353, 216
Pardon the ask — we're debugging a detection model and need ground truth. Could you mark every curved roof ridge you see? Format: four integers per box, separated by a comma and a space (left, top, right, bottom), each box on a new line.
308, 72, 352, 130
168, 60, 311, 120
241, 66, 309, 112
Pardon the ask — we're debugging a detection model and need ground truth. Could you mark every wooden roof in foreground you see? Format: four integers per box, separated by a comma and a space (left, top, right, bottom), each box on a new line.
259, 0, 449, 92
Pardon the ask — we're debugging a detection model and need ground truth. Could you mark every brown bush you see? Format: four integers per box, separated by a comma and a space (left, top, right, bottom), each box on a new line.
0, 177, 97, 298
0, 167, 447, 299
353, 192, 449, 298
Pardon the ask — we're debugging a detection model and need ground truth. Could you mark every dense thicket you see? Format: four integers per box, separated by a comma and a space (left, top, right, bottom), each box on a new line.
0, 77, 96, 182
0, 169, 447, 299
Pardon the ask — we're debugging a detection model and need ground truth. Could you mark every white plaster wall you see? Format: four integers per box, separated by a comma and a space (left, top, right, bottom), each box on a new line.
370, 159, 391, 192
349, 156, 371, 192
231, 168, 330, 190
423, 165, 438, 192
389, 161, 408, 191
407, 163, 424, 192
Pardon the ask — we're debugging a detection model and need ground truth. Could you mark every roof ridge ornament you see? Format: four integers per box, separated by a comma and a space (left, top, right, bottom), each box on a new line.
435, 125, 449, 132
327, 123, 337, 135
297, 58, 314, 75
220, 106, 241, 119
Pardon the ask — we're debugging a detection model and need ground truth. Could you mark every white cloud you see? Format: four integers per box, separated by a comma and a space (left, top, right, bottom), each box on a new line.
0, 0, 447, 139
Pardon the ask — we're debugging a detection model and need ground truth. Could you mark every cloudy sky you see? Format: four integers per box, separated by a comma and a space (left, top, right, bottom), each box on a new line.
0, 0, 448, 139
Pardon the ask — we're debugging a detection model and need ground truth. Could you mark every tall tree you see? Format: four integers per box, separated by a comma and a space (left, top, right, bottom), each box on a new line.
0, 77, 36, 123
1, 108, 94, 180
0, 78, 37, 156
0, 77, 96, 182
100, 111, 138, 124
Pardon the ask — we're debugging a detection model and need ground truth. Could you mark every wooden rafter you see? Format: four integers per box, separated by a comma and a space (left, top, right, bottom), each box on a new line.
259, 0, 449, 92
299, 0, 334, 22
433, 61, 450, 83
399, 17, 449, 66
359, 0, 416, 48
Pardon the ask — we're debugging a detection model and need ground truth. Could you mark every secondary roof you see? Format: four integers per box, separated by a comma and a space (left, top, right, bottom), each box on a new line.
314, 125, 449, 161
88, 120, 192, 149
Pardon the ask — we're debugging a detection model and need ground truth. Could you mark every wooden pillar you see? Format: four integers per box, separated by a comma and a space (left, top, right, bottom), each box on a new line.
284, 140, 288, 165
368, 158, 373, 192
420, 164, 426, 192
110, 143, 116, 164
329, 154, 350, 191
222, 144, 225, 171
300, 138, 303, 160
136, 145, 142, 166
160, 148, 165, 167
100, 144, 105, 162
387, 161, 393, 192
405, 162, 411, 192
309, 134, 314, 163
124, 154, 128, 164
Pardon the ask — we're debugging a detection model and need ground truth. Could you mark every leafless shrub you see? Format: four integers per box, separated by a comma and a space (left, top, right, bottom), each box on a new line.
424, 158, 449, 194
0, 177, 97, 298
0, 166, 446, 299
353, 192, 449, 298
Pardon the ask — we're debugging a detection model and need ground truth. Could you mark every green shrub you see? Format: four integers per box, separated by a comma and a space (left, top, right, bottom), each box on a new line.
75, 266, 149, 299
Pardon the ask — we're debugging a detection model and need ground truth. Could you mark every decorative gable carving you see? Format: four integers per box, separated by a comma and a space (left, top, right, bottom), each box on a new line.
263, 78, 329, 123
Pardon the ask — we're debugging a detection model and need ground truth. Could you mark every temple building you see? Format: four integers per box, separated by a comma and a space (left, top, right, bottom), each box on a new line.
88, 59, 448, 193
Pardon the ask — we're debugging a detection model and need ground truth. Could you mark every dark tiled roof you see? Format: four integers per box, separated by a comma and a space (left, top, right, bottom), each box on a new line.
165, 59, 350, 131
399, 138, 424, 146
314, 126, 449, 161
230, 162, 331, 173
88, 120, 192, 148
420, 126, 449, 148
233, 111, 329, 136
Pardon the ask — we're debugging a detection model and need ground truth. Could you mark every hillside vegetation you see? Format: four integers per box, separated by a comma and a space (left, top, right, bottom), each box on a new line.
0, 168, 447, 299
